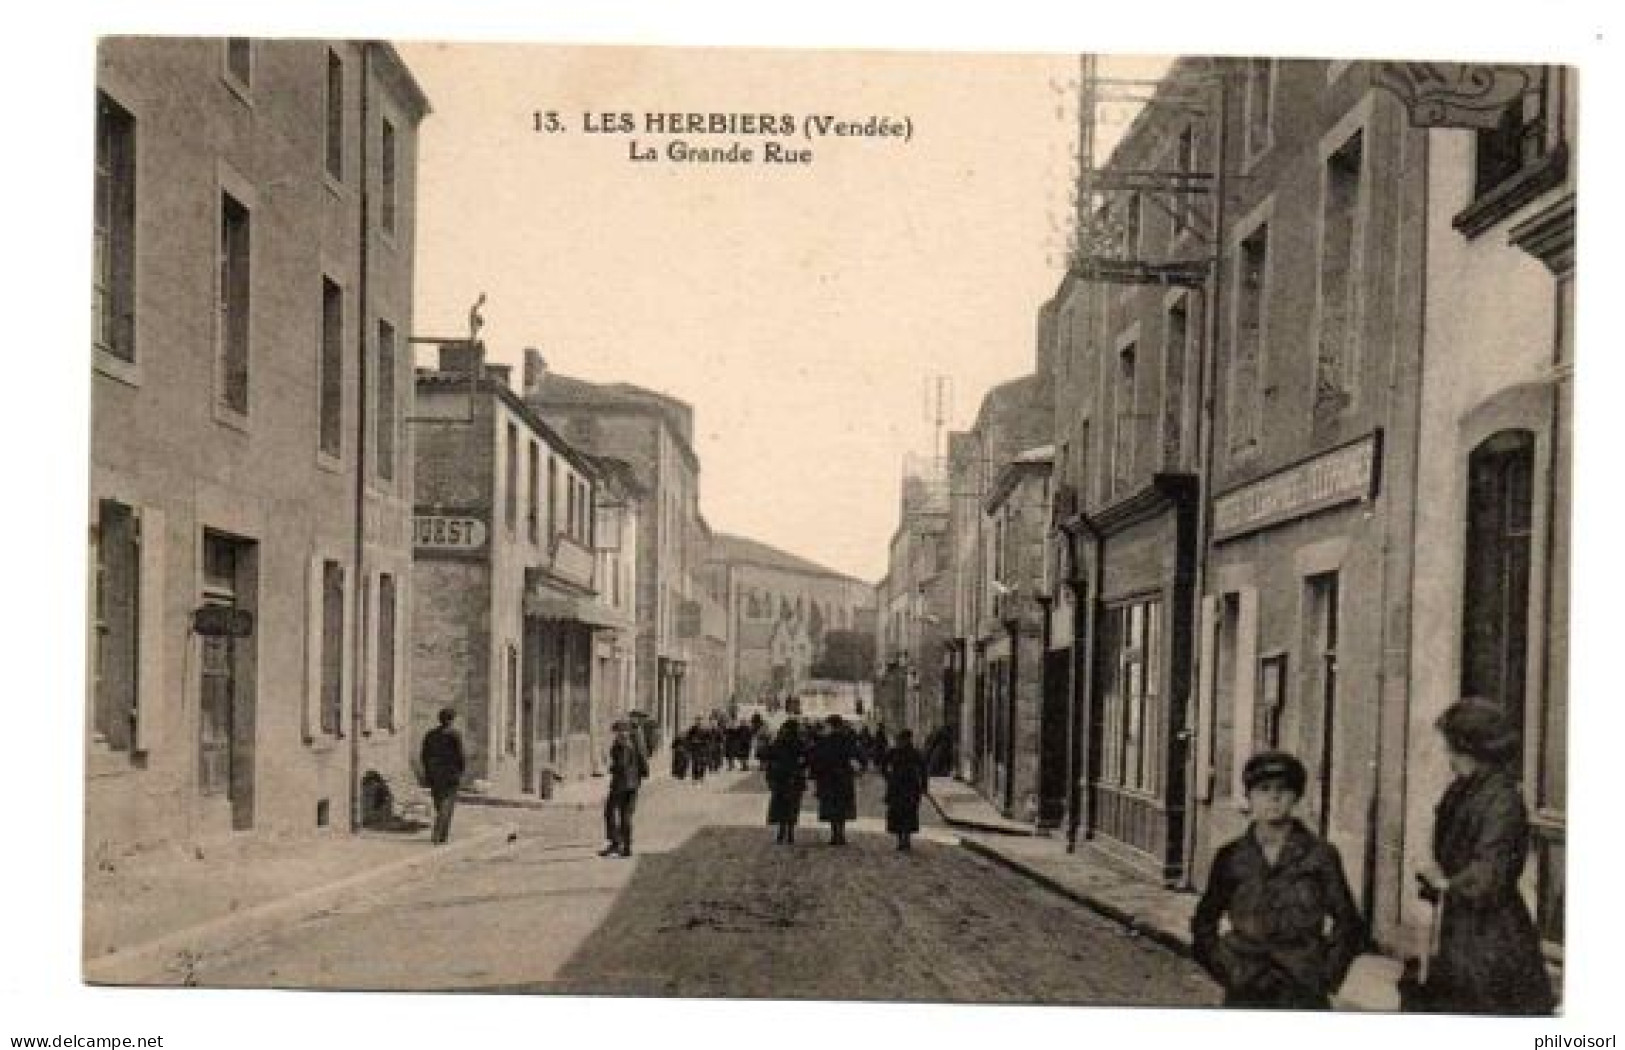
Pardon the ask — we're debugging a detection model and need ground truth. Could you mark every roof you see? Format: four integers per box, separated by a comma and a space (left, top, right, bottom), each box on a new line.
712, 533, 868, 586
529, 372, 699, 474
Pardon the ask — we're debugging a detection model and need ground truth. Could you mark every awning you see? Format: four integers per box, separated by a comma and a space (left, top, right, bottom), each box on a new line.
524, 591, 632, 630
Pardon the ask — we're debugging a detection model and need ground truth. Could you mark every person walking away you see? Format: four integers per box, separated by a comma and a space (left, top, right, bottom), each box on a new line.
420, 707, 466, 845
671, 734, 690, 780
856, 725, 874, 774
883, 728, 929, 851
1411, 699, 1555, 1014
1191, 751, 1364, 1009
599, 720, 650, 858
686, 722, 709, 784
809, 715, 859, 845
872, 724, 891, 776
765, 719, 808, 844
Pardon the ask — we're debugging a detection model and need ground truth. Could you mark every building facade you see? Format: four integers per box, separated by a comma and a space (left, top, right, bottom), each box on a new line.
1401, 64, 1573, 964
411, 343, 624, 791
89, 38, 428, 853
875, 468, 952, 738
523, 350, 707, 747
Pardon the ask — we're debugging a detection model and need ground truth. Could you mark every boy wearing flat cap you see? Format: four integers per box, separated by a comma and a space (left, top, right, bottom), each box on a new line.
1191, 750, 1365, 1009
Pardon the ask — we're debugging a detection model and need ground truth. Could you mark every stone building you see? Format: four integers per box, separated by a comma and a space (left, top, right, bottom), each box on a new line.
876, 467, 952, 737
523, 350, 707, 746
1400, 63, 1573, 964
88, 38, 428, 853
411, 342, 624, 791
706, 533, 874, 707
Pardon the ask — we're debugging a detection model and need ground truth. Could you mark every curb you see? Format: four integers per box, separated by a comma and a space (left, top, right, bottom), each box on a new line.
960, 837, 1193, 958
84, 823, 516, 986
925, 793, 1037, 838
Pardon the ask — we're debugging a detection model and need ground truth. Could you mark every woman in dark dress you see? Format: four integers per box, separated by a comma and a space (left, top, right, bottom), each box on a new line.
1415, 699, 1555, 1015
883, 729, 929, 851
809, 715, 859, 845
765, 719, 808, 844
685, 723, 708, 784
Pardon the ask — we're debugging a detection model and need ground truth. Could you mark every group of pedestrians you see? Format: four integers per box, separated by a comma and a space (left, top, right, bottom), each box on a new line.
1190, 697, 1554, 1015
670, 713, 767, 783
763, 714, 928, 851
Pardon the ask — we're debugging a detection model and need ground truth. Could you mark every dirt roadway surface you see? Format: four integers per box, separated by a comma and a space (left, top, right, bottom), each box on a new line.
181, 767, 1219, 1006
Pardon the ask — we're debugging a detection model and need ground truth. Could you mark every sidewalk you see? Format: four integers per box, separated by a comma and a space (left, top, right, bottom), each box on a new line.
928, 777, 1404, 1012
82, 783, 607, 985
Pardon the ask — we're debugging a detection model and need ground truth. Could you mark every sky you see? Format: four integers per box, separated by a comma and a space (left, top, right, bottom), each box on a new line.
397, 44, 1168, 582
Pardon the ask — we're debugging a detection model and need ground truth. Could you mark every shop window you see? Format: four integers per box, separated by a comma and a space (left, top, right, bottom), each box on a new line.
1102, 597, 1162, 793
94, 92, 136, 363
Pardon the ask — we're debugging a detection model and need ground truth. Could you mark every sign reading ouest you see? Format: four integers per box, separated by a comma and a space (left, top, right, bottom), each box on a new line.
414, 514, 489, 551
1212, 431, 1381, 542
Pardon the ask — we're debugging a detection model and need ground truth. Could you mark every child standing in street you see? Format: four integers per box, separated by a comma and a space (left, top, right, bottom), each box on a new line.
1191, 751, 1365, 1010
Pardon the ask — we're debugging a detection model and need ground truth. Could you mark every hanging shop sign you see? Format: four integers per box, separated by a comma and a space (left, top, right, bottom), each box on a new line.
1212, 431, 1381, 542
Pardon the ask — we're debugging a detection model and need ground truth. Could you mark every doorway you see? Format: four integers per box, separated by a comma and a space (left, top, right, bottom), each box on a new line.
200, 531, 256, 831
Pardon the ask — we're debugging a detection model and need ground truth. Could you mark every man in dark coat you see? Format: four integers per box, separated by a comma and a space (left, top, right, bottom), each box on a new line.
420, 707, 466, 845
600, 720, 650, 858
765, 719, 809, 844
883, 729, 929, 850
1191, 751, 1365, 1009
809, 715, 859, 845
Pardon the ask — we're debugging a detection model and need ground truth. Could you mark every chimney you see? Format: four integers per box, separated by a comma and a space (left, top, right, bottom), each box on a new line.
438, 340, 485, 376
523, 347, 548, 397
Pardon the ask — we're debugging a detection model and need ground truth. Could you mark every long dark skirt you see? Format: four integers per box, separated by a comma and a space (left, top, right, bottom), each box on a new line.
767, 779, 805, 825
816, 772, 857, 823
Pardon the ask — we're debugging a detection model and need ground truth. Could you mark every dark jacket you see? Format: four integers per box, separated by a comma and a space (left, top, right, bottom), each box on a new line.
608, 735, 649, 793
809, 730, 858, 822
883, 744, 928, 834
765, 738, 809, 825
1427, 768, 1555, 1015
420, 725, 466, 793
1191, 820, 1365, 1006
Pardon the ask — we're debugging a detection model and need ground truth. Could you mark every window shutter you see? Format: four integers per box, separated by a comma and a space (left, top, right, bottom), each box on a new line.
1194, 594, 1218, 803
304, 554, 323, 742
133, 506, 165, 754
1230, 587, 1259, 802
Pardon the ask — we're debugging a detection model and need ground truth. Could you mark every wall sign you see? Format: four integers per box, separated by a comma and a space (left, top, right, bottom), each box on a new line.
414, 514, 488, 551
1213, 432, 1381, 542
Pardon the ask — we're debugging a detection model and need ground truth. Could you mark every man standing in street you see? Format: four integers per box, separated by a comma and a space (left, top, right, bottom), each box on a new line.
420, 707, 466, 845
600, 720, 649, 858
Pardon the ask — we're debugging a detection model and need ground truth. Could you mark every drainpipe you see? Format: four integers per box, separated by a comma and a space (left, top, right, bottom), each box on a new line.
348, 41, 373, 833
1179, 58, 1231, 888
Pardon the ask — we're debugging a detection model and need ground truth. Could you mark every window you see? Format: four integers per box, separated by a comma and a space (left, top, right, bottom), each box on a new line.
377, 573, 396, 731
505, 644, 519, 757
91, 500, 140, 752
547, 456, 558, 540
381, 118, 397, 236
325, 50, 343, 181
319, 278, 343, 457
225, 39, 252, 90
567, 475, 578, 542
218, 192, 251, 415
1174, 124, 1198, 236
1245, 59, 1274, 158
1114, 342, 1137, 492
1102, 598, 1162, 792
94, 93, 136, 363
1124, 191, 1142, 258
505, 423, 518, 531
1315, 131, 1366, 420
1230, 223, 1269, 454
1475, 69, 1551, 201
375, 320, 397, 480
320, 560, 345, 735
1162, 297, 1189, 468
1461, 431, 1534, 757
527, 441, 540, 543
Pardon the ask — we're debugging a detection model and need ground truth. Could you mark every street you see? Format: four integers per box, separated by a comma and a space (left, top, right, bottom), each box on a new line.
187, 769, 1219, 1006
